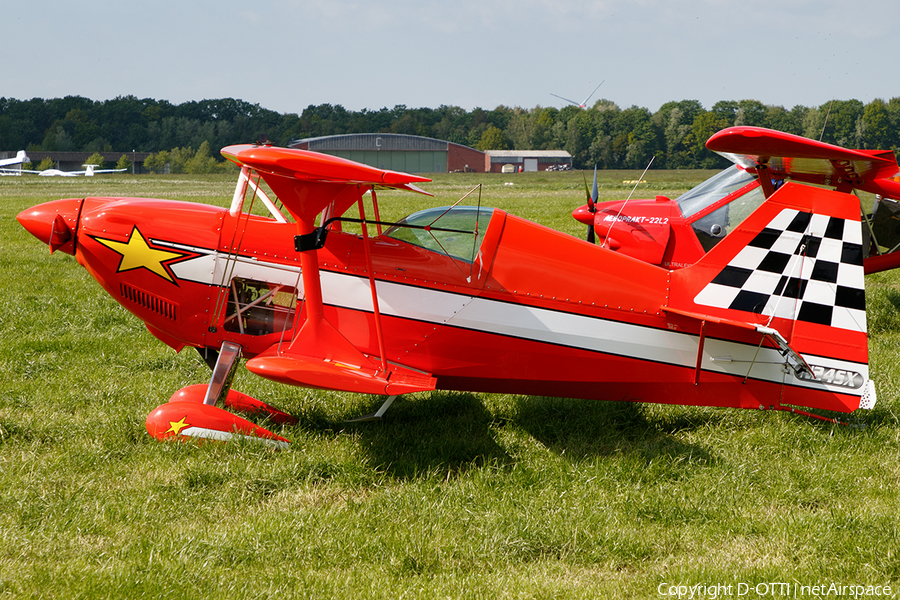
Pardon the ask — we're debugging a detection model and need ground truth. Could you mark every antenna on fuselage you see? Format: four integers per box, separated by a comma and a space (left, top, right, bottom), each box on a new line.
600, 156, 655, 249
819, 99, 834, 141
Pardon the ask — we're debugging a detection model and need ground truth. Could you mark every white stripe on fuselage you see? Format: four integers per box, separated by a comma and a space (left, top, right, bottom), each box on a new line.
161, 247, 867, 396
158, 240, 305, 291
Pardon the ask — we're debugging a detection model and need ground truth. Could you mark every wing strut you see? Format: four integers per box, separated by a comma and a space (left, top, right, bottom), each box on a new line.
359, 193, 389, 374
694, 320, 706, 385
231, 166, 287, 222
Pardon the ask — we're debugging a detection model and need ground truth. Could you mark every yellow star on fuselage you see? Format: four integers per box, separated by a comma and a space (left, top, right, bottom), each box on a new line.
94, 226, 184, 283
167, 417, 190, 435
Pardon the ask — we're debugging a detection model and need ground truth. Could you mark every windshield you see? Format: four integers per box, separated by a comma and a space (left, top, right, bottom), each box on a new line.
675, 165, 767, 251
676, 165, 757, 219
690, 185, 767, 251
383, 206, 495, 263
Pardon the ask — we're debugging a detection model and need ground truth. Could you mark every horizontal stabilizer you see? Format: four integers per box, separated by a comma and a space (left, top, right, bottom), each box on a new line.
661, 305, 814, 379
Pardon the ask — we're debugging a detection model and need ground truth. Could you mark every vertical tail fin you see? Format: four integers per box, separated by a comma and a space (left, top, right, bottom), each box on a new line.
669, 181, 875, 412
692, 203, 867, 335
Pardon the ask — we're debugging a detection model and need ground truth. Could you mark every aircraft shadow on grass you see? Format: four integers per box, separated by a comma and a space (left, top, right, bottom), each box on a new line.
278, 391, 714, 479
510, 395, 715, 466
291, 391, 511, 479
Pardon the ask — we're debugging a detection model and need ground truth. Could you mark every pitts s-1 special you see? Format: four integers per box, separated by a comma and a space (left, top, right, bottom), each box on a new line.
17, 127, 895, 447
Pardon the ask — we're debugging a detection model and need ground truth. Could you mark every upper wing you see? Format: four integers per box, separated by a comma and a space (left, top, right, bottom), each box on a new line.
707, 126, 900, 199
221, 144, 432, 189
221, 144, 432, 223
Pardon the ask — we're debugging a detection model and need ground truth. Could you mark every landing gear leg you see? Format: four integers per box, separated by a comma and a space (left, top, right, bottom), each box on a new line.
203, 341, 242, 406
346, 395, 399, 422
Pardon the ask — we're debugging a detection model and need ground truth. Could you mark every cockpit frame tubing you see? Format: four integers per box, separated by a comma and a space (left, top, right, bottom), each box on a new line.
223, 283, 290, 333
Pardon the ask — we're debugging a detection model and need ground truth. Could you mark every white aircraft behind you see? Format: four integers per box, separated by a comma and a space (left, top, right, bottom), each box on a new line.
2, 163, 127, 177
0, 151, 31, 175
39, 164, 127, 177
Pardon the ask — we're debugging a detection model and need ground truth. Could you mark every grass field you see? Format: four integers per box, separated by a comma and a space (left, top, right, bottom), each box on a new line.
1, 170, 899, 599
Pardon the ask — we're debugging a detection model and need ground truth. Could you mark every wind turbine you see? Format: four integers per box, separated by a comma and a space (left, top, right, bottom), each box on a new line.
550, 80, 604, 108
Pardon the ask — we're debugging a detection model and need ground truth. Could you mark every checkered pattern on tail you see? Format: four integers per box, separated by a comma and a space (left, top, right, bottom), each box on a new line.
694, 209, 866, 333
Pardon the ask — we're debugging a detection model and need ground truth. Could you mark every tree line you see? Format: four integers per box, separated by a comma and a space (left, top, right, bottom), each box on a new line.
1, 95, 898, 170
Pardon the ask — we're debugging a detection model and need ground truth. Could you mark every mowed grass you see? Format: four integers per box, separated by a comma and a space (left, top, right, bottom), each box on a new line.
1, 170, 899, 599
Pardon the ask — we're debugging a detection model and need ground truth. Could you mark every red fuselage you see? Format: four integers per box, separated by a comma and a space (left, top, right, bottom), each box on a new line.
18, 191, 868, 414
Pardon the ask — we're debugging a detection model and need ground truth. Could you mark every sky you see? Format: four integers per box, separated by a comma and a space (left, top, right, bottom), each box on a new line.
2, 0, 897, 116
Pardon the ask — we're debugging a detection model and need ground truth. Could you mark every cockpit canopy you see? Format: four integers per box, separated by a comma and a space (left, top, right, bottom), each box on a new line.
676, 165, 765, 251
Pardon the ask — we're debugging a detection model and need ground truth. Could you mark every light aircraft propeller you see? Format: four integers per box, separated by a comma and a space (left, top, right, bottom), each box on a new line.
581, 166, 598, 243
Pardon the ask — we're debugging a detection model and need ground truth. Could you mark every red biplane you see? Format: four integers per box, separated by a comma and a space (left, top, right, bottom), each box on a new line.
17, 127, 886, 447
574, 126, 900, 273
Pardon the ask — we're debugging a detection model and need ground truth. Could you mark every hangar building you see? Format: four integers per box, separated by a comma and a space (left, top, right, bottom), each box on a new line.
289, 133, 574, 174
289, 133, 485, 173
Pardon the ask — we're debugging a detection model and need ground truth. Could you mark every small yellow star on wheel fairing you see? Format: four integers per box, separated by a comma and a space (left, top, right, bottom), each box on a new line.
93, 226, 185, 283
166, 417, 190, 435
